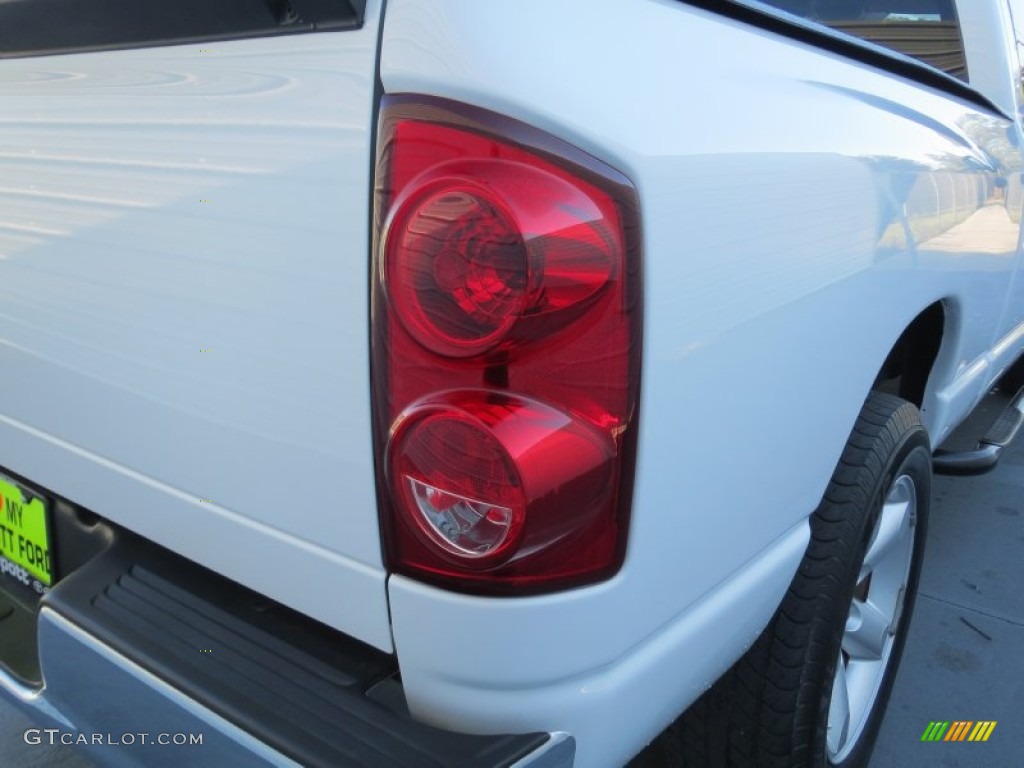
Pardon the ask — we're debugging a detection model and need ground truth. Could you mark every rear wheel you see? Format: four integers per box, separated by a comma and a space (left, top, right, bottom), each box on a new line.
640, 392, 930, 767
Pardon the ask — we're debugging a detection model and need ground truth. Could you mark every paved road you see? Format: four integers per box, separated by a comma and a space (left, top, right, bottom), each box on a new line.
2, 440, 1022, 766
871, 434, 1024, 766
0, 705, 94, 767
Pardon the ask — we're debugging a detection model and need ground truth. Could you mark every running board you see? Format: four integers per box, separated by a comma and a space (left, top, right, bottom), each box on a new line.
933, 387, 1024, 475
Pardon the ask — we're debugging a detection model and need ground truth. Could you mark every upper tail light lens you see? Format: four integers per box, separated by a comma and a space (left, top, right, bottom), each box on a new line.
384, 159, 619, 358
386, 177, 528, 357
372, 96, 641, 595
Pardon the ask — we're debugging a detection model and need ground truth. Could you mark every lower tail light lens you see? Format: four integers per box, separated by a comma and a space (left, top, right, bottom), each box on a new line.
388, 392, 616, 575
392, 405, 527, 563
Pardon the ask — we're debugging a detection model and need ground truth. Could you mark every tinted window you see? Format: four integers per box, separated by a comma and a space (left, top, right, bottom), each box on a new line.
753, 0, 968, 80
0, 0, 366, 58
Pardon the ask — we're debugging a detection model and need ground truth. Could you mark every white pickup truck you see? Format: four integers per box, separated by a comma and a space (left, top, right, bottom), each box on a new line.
3, 1, 1024, 767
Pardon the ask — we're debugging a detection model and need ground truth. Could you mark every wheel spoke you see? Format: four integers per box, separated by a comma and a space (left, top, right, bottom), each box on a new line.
827, 652, 851, 756
860, 484, 912, 581
843, 598, 891, 660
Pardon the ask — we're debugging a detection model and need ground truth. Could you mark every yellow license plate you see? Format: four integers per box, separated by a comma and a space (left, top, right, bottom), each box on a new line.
0, 474, 53, 590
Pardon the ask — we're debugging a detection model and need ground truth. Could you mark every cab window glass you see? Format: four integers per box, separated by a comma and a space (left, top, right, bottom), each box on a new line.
752, 0, 968, 81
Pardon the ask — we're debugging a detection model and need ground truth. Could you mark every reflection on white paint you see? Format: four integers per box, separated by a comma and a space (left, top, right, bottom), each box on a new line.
0, 4, 394, 651
920, 202, 1020, 255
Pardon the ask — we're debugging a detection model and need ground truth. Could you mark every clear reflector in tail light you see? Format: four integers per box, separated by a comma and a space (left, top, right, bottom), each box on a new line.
372, 96, 642, 595
404, 476, 515, 559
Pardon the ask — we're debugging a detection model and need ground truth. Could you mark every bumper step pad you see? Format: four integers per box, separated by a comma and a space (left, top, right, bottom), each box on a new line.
43, 534, 548, 768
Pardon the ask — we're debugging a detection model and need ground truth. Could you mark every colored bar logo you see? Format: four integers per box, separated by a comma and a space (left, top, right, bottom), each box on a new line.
921, 721, 996, 742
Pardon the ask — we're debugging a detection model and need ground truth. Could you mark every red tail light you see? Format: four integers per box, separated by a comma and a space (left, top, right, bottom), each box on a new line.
372, 96, 641, 594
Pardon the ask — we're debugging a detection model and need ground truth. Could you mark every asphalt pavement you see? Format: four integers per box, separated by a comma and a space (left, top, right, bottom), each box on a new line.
1, 438, 1022, 767
0, 704, 94, 767
871, 428, 1024, 766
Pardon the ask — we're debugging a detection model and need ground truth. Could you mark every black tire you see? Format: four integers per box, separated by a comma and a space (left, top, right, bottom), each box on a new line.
637, 392, 931, 768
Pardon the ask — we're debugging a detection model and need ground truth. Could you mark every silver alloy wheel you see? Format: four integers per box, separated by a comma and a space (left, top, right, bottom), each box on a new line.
826, 474, 917, 764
